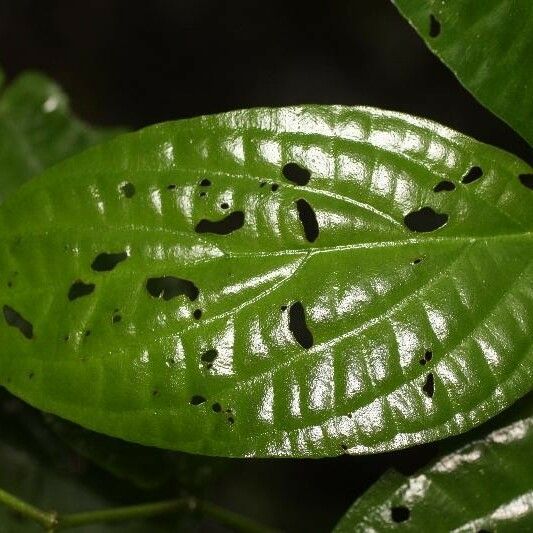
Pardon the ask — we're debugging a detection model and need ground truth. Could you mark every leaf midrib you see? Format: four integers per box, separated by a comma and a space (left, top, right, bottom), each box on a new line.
6, 225, 532, 255
14, 263, 531, 453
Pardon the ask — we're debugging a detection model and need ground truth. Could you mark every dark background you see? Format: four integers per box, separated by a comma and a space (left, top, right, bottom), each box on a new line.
0, 1, 530, 532
1, 0, 531, 164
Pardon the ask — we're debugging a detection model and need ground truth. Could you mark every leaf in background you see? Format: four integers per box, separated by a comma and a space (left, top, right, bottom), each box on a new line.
46, 415, 221, 491
45, 415, 174, 491
0, 445, 163, 533
334, 392, 533, 532
392, 0, 533, 147
0, 448, 180, 533
0, 70, 121, 204
0, 390, 179, 532
0, 105, 531, 458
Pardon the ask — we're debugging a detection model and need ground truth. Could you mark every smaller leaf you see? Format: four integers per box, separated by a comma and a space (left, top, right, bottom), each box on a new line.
46, 414, 223, 492
0, 70, 122, 204
0, 440, 177, 533
335, 393, 533, 532
45, 416, 174, 490
0, 390, 179, 532
392, 0, 533, 147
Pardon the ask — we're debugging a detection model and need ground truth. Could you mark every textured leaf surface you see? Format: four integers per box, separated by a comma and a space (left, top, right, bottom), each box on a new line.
334, 393, 533, 532
0, 105, 531, 458
393, 0, 533, 147
0, 70, 119, 204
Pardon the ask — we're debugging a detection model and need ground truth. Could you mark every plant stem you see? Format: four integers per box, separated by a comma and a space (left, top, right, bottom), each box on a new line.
0, 487, 57, 530
0, 487, 279, 533
57, 498, 192, 529
197, 499, 279, 533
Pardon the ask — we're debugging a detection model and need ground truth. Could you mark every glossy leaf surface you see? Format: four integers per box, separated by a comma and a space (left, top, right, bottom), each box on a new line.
0, 106, 531, 457
0, 70, 119, 204
334, 393, 533, 532
392, 0, 533, 147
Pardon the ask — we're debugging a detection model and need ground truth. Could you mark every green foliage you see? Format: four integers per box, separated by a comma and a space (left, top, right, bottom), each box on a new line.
334, 393, 533, 532
0, 391, 178, 532
393, 0, 533, 147
0, 106, 530, 457
45, 415, 218, 492
0, 71, 121, 204
0, 70, 223, 528
0, 0, 532, 526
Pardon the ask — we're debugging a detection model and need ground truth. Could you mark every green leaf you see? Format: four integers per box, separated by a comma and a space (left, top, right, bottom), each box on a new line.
0, 105, 531, 457
0, 71, 120, 204
0, 68, 171, 488
392, 0, 533, 147
0, 68, 220, 494
334, 393, 533, 532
